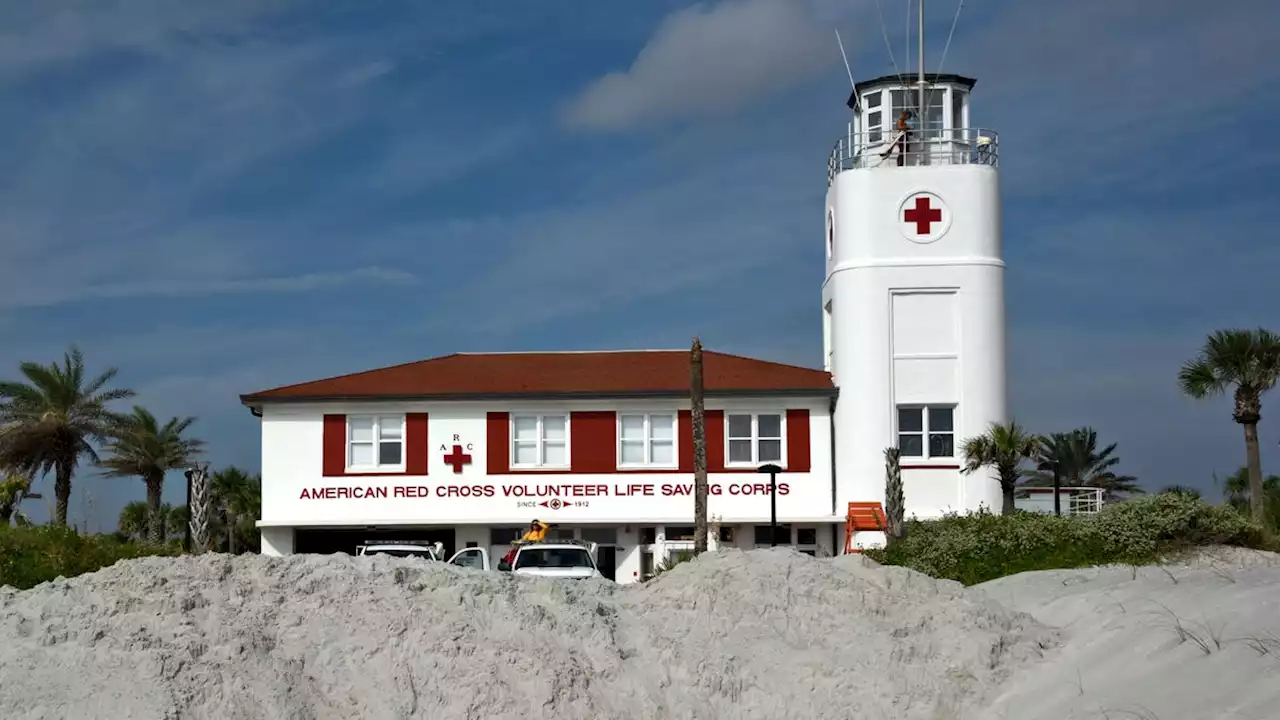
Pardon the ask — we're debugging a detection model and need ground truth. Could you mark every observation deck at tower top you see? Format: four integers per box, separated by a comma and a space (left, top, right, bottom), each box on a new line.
827, 72, 999, 186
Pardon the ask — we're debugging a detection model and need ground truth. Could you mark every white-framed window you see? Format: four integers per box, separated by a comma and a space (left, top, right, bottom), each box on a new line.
618, 412, 676, 467
896, 405, 955, 458
863, 90, 883, 143
511, 413, 569, 468
725, 412, 784, 467
347, 415, 404, 470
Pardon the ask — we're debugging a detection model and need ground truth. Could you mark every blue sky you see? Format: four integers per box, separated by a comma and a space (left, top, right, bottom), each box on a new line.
2, 0, 1277, 530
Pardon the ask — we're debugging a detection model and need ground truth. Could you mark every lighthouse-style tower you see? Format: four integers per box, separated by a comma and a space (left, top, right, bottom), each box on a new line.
823, 67, 1007, 540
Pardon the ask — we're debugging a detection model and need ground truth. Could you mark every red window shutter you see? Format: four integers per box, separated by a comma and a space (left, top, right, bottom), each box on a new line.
487, 412, 509, 474
406, 413, 429, 475
706, 410, 726, 472
322, 414, 347, 477
570, 411, 615, 473
786, 409, 811, 472
678, 410, 694, 472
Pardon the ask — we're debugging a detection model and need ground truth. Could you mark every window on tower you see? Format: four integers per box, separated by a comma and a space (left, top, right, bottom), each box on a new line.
864, 91, 882, 143
890, 88, 945, 135
896, 405, 955, 459
826, 209, 834, 259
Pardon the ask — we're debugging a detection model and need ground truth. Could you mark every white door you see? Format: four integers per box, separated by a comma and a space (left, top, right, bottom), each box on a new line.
448, 547, 490, 571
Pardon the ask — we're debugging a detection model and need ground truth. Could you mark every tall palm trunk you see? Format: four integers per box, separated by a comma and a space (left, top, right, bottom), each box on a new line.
691, 338, 709, 555
145, 474, 165, 544
1243, 421, 1265, 523
227, 508, 238, 554
54, 457, 73, 526
1000, 472, 1017, 514
1234, 387, 1267, 524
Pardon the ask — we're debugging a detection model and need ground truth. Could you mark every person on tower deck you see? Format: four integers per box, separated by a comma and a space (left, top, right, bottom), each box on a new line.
880, 110, 913, 167
501, 519, 550, 566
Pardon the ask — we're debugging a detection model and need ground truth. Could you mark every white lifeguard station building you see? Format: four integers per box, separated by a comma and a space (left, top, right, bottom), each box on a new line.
823, 71, 1008, 544
240, 57, 1011, 569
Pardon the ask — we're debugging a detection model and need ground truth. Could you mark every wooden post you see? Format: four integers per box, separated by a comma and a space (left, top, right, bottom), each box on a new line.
691, 337, 709, 555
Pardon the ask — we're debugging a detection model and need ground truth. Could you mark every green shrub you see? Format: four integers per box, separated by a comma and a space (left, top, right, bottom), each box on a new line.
865, 493, 1269, 585
0, 524, 177, 590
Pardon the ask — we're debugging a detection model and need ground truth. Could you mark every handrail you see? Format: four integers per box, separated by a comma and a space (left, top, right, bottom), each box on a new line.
827, 125, 999, 184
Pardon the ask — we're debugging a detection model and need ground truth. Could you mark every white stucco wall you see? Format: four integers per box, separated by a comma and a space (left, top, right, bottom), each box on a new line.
255, 397, 837, 528
824, 162, 1007, 520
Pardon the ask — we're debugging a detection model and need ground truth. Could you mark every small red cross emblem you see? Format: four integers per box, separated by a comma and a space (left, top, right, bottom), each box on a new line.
903, 196, 942, 234
443, 444, 472, 473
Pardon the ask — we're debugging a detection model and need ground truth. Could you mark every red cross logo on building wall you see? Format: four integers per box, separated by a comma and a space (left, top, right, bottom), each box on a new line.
903, 196, 942, 234
898, 192, 949, 242
443, 444, 472, 473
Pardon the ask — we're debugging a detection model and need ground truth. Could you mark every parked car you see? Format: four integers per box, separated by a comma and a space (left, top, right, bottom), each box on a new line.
447, 539, 603, 580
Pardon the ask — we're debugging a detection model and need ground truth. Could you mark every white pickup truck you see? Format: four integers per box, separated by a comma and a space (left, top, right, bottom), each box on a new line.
355, 541, 447, 560
447, 539, 603, 580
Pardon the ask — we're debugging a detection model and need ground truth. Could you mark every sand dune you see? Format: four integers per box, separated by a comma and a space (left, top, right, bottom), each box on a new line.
1, 547, 1276, 719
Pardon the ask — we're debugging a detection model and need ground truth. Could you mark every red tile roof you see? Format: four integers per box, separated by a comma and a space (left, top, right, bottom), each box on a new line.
240, 350, 834, 405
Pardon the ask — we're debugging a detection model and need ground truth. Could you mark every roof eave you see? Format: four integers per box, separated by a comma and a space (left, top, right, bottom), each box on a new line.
240, 386, 838, 408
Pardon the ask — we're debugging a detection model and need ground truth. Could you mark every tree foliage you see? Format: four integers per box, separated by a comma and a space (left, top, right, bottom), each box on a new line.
1025, 427, 1142, 500
0, 346, 134, 526
867, 493, 1269, 585
99, 406, 204, 544
960, 420, 1040, 514
1179, 328, 1280, 523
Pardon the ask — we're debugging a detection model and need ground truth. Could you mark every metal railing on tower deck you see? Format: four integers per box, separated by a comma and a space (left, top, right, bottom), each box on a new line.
827, 125, 999, 184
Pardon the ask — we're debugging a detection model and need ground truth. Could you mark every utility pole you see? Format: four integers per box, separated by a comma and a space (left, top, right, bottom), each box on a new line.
691, 337, 709, 555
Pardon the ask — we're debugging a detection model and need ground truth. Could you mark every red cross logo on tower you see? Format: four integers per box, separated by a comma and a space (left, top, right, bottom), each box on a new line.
898, 191, 950, 242
443, 444, 472, 473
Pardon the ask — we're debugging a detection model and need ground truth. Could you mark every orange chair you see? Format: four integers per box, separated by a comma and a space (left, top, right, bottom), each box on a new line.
843, 501, 887, 554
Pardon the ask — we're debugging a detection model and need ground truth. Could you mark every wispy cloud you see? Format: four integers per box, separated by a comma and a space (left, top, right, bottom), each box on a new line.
562, 0, 865, 131
0, 0, 296, 80
2, 266, 416, 310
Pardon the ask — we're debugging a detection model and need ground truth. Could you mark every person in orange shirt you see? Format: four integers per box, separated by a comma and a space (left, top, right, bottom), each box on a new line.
881, 110, 913, 166
502, 520, 550, 566
520, 519, 549, 543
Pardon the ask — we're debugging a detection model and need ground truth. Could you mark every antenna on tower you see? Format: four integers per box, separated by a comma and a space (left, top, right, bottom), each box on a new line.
834, 28, 856, 92
917, 0, 927, 124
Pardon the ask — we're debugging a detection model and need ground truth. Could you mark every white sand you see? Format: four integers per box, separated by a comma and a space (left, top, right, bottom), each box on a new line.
1, 546, 1277, 719
972, 547, 1280, 720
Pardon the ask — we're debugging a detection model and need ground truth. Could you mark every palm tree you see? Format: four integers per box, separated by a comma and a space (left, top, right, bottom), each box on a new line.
0, 346, 134, 526
0, 469, 40, 526
117, 500, 149, 540
1025, 427, 1142, 501
118, 500, 188, 543
1179, 328, 1280, 523
1160, 484, 1202, 499
1220, 467, 1280, 529
211, 467, 261, 553
960, 420, 1041, 514
99, 406, 204, 543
